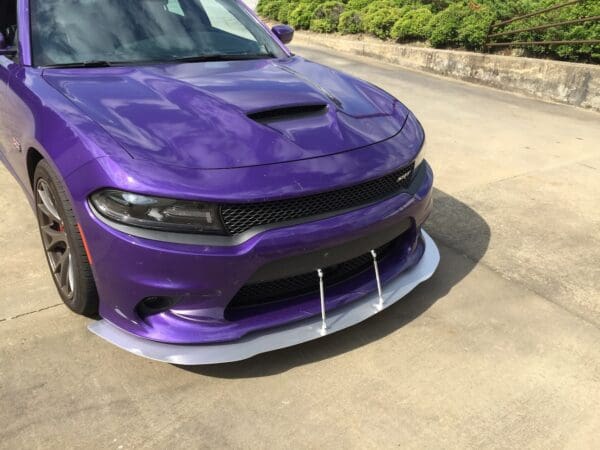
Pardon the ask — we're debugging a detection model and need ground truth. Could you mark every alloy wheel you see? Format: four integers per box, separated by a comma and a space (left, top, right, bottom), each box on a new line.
36, 179, 75, 299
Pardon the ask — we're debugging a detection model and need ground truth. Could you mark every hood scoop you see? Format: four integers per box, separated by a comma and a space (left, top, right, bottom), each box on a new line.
247, 104, 328, 124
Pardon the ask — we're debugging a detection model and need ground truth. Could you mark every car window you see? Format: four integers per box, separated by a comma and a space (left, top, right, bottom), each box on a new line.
30, 0, 285, 67
202, 1, 254, 40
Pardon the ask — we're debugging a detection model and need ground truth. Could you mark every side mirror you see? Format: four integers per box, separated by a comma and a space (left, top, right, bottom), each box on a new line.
272, 25, 294, 45
0, 32, 17, 57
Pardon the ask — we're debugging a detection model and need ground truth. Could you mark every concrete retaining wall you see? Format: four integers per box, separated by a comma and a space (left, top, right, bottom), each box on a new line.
292, 31, 600, 112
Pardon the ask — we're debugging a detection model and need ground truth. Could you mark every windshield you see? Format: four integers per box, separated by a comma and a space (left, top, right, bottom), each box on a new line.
30, 0, 286, 67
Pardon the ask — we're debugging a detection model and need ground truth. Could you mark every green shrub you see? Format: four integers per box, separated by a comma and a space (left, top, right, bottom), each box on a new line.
288, 2, 318, 30
256, 0, 267, 16
477, 0, 522, 21
346, 0, 373, 11
494, 0, 600, 62
257, 0, 283, 19
545, 22, 600, 62
259, 0, 599, 62
338, 11, 365, 34
346, 0, 404, 14
391, 7, 433, 41
276, 2, 291, 23
428, 2, 471, 47
311, 1, 346, 33
347, 0, 408, 11
364, 6, 405, 39
458, 5, 496, 50
362, 0, 401, 16
418, 0, 453, 13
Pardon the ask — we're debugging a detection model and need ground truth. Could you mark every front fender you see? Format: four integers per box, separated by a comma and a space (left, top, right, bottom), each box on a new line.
6, 67, 130, 200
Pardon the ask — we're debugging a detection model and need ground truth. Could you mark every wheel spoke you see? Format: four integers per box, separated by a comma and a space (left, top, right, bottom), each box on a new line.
53, 251, 68, 275
37, 185, 61, 223
41, 225, 67, 252
58, 251, 70, 289
67, 254, 75, 294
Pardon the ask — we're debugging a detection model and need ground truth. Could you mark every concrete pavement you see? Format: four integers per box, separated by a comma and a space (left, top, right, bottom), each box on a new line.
1, 45, 599, 448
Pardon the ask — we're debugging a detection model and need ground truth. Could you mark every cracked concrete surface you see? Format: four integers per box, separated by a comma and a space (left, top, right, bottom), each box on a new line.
0, 45, 599, 448
0, 304, 62, 324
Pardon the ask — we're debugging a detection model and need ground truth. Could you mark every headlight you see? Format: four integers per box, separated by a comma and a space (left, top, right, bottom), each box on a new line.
90, 189, 225, 234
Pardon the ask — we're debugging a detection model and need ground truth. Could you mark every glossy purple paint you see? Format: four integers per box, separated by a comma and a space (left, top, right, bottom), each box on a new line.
43, 58, 408, 169
0, 0, 434, 347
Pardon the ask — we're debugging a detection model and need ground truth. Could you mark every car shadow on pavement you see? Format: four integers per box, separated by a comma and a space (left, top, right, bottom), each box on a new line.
179, 189, 490, 378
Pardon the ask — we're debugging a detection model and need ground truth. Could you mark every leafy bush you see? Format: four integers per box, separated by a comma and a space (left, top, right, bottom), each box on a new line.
311, 1, 346, 33
339, 11, 365, 34
287, 2, 318, 30
364, 6, 405, 39
391, 7, 433, 41
349, 0, 409, 12
362, 0, 403, 16
428, 2, 471, 47
256, 0, 600, 62
346, 0, 374, 11
478, 0, 523, 21
276, 2, 291, 23
418, 0, 454, 13
458, 5, 496, 50
256, 0, 283, 19
494, 0, 600, 62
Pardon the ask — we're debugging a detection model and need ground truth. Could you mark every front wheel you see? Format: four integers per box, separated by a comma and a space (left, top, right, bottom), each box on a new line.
34, 160, 99, 316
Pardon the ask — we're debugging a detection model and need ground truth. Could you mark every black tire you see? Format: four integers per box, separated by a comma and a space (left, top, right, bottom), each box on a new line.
34, 159, 99, 317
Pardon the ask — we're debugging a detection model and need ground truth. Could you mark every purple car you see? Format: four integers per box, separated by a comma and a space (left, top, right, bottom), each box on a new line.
0, 0, 439, 364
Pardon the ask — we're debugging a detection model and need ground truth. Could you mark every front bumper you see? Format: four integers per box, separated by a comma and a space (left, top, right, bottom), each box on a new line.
89, 230, 439, 365
77, 161, 434, 346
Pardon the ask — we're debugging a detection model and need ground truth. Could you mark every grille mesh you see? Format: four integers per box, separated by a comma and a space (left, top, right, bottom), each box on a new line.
227, 242, 393, 312
221, 163, 415, 235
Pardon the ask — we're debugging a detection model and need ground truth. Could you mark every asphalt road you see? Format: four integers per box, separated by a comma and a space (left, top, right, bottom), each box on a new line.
1, 45, 599, 449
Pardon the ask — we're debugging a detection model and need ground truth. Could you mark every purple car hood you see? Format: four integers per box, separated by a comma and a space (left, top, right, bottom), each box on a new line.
43, 56, 409, 169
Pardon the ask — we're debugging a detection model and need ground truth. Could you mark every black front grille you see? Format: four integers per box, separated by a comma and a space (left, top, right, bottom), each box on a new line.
227, 242, 393, 312
221, 163, 415, 235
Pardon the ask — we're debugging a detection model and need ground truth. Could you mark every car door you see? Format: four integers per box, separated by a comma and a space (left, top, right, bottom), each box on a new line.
0, 0, 19, 165
0, 48, 22, 175
0, 51, 13, 160
1, 2, 37, 189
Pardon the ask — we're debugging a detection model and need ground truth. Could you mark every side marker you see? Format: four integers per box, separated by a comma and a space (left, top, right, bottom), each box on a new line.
77, 223, 93, 265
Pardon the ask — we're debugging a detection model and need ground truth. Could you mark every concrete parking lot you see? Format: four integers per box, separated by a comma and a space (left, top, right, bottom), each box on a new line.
1, 44, 599, 448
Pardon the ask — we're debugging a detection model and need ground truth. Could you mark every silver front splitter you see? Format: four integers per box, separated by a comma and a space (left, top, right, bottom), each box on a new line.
89, 231, 440, 365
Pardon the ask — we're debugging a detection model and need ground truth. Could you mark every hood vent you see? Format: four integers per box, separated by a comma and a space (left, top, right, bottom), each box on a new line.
247, 104, 328, 124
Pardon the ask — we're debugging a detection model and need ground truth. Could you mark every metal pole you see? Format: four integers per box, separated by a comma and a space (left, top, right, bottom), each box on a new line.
318, 269, 327, 334
490, 0, 580, 30
371, 250, 384, 310
488, 15, 600, 39
487, 39, 600, 47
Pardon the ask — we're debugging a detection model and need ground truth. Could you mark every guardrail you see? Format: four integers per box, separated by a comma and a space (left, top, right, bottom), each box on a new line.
485, 0, 600, 49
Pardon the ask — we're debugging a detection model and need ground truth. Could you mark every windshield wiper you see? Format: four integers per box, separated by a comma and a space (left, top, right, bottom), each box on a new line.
171, 53, 275, 63
44, 60, 117, 68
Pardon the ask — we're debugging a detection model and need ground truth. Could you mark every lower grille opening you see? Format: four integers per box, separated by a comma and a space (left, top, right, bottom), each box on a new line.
225, 241, 395, 318
136, 296, 176, 320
